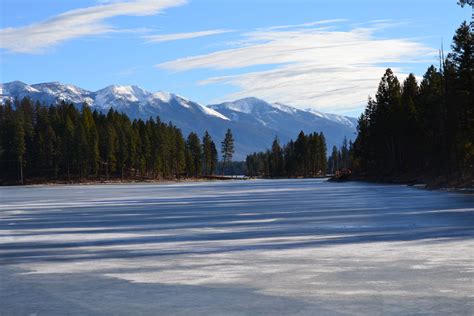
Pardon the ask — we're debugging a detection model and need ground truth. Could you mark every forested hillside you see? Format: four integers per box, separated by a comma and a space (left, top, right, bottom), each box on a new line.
248, 19, 473, 186
0, 99, 228, 184
351, 21, 473, 184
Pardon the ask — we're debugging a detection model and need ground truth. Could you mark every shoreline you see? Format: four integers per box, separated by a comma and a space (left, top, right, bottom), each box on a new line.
0, 175, 250, 187
329, 173, 474, 193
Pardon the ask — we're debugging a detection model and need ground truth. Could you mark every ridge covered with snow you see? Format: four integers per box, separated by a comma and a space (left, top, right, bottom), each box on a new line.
0, 81, 357, 159
0, 81, 230, 122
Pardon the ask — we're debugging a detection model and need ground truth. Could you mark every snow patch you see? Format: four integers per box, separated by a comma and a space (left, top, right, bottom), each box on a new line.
307, 108, 357, 128
201, 105, 230, 120
152, 91, 171, 103
272, 102, 298, 114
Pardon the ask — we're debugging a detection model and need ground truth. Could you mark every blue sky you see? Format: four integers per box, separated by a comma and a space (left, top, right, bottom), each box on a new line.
0, 0, 471, 116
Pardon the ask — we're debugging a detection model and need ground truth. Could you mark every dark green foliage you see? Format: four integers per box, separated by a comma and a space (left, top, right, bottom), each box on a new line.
353, 22, 473, 180
186, 132, 202, 177
246, 131, 327, 177
328, 138, 352, 174
210, 140, 218, 175
0, 99, 217, 184
202, 130, 218, 175
269, 137, 285, 177
13, 109, 26, 184
221, 128, 234, 175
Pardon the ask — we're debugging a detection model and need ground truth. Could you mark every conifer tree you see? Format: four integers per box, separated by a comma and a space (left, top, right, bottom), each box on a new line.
246, 131, 328, 178
202, 131, 213, 176
221, 129, 234, 175
210, 140, 218, 175
174, 128, 186, 177
82, 106, 100, 176
186, 132, 202, 177
13, 111, 25, 184
270, 137, 284, 177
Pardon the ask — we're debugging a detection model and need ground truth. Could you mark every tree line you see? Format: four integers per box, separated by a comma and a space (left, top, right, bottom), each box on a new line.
246, 131, 327, 177
328, 137, 353, 175
0, 99, 235, 184
352, 21, 473, 180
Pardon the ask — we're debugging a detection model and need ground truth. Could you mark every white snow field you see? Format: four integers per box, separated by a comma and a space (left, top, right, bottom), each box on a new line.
1, 179, 473, 315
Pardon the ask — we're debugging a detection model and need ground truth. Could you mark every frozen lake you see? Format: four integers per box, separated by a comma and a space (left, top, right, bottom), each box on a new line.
1, 179, 473, 315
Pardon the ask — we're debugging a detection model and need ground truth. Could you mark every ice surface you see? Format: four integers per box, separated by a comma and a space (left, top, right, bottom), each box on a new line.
1, 179, 473, 315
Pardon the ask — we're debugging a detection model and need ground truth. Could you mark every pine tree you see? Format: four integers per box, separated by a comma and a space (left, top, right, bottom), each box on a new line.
245, 131, 328, 178
221, 129, 234, 175
13, 111, 25, 184
319, 132, 327, 174
448, 21, 474, 176
202, 131, 213, 176
340, 137, 349, 169
63, 114, 75, 180
186, 132, 202, 177
173, 128, 186, 177
105, 122, 117, 179
19, 98, 35, 181
329, 145, 339, 174
294, 131, 307, 176
419, 65, 446, 171
210, 140, 218, 175
74, 118, 88, 179
400, 73, 420, 171
270, 137, 284, 177
82, 106, 100, 176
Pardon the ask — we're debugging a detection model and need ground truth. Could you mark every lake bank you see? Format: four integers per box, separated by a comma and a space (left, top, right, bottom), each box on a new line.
0, 175, 251, 187
330, 172, 474, 193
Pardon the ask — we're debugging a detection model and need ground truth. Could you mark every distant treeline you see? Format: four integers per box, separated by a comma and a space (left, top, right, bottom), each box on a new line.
352, 22, 473, 180
245, 131, 327, 177
0, 99, 236, 184
328, 137, 352, 174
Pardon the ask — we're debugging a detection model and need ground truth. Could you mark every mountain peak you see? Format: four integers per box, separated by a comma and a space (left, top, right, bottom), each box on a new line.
0, 80, 357, 159
94, 85, 151, 108
101, 84, 147, 95
210, 97, 272, 114
3, 80, 28, 86
1, 81, 39, 95
234, 96, 266, 103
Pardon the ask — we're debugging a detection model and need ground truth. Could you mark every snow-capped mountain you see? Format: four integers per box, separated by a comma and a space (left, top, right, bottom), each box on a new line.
209, 97, 358, 152
0, 81, 357, 159
1, 81, 94, 106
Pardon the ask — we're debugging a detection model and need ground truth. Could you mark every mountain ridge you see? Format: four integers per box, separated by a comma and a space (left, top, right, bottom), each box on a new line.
0, 81, 358, 160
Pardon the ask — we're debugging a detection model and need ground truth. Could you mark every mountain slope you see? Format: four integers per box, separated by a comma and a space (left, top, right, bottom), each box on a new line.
0, 81, 357, 160
209, 97, 357, 154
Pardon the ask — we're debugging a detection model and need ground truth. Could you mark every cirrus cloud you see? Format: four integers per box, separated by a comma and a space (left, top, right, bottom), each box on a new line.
0, 0, 187, 54
144, 29, 234, 43
156, 22, 437, 113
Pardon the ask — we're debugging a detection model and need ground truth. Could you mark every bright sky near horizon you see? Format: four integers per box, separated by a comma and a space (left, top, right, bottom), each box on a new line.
0, 0, 471, 116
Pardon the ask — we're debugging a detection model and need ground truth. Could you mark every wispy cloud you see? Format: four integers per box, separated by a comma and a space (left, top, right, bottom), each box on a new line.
157, 22, 436, 113
144, 29, 234, 43
261, 19, 347, 31
0, 0, 187, 54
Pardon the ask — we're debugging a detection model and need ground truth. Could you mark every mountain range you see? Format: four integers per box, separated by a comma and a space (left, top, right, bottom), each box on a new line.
0, 81, 358, 160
